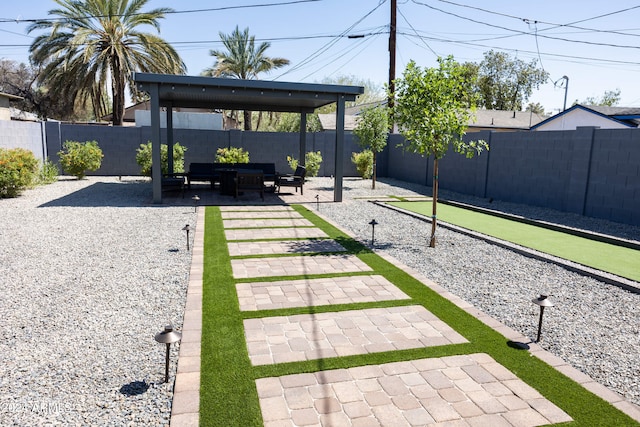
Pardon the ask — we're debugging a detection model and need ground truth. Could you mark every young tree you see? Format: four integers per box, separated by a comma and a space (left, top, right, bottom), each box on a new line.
203, 26, 289, 131
393, 57, 487, 248
353, 106, 389, 189
28, 0, 185, 125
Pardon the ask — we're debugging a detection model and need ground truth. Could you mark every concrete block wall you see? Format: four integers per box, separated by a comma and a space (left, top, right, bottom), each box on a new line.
3, 121, 639, 226
586, 128, 640, 224
0, 121, 47, 163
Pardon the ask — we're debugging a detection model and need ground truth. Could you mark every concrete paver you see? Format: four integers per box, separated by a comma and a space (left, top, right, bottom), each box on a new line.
231, 254, 372, 279
228, 239, 345, 256
225, 227, 328, 240
243, 305, 468, 366
223, 218, 314, 228
256, 354, 572, 426
236, 275, 410, 311
222, 210, 303, 219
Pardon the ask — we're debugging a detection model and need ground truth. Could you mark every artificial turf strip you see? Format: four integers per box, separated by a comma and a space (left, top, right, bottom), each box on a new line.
199, 205, 638, 426
199, 207, 262, 427
389, 201, 640, 282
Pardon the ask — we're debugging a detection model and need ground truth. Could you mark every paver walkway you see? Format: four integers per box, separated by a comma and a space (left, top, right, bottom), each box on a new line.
222, 205, 572, 426
173, 202, 640, 426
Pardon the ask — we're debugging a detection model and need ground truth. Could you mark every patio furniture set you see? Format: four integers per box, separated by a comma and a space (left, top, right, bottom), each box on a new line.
161, 162, 306, 199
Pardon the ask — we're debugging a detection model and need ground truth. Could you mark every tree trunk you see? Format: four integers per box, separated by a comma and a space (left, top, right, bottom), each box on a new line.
243, 110, 252, 131
255, 111, 263, 131
372, 151, 377, 189
429, 157, 439, 248
111, 59, 125, 126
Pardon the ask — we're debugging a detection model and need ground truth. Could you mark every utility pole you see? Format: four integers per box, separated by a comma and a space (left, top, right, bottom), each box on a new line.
388, 0, 397, 110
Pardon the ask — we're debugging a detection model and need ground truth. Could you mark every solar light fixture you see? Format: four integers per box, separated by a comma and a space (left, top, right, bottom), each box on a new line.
182, 224, 190, 251
154, 324, 182, 383
369, 219, 378, 246
315, 194, 319, 210
532, 294, 554, 342
192, 195, 200, 213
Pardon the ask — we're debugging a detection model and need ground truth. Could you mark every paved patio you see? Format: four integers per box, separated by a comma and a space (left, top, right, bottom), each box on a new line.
170, 192, 640, 426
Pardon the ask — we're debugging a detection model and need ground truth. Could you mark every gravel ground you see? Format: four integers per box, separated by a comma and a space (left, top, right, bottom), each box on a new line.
0, 177, 195, 426
1, 175, 638, 426
310, 176, 640, 407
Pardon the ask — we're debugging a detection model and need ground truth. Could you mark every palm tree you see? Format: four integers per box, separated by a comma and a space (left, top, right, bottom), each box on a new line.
27, 0, 186, 125
203, 26, 289, 130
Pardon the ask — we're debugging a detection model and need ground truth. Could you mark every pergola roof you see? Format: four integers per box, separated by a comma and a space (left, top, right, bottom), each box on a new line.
133, 73, 363, 113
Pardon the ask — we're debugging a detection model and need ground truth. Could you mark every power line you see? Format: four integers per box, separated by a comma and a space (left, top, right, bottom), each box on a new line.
0, 0, 324, 23
274, 0, 388, 80
431, 0, 640, 38
411, 0, 640, 50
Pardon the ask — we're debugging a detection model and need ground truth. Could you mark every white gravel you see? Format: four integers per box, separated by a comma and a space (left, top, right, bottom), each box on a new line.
1, 175, 638, 426
311, 177, 640, 407
0, 177, 195, 426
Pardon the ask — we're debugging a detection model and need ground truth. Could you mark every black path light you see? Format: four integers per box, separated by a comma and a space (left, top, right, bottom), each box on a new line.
369, 219, 378, 246
532, 294, 554, 342
154, 324, 182, 383
182, 224, 190, 251
315, 194, 320, 210
191, 195, 200, 213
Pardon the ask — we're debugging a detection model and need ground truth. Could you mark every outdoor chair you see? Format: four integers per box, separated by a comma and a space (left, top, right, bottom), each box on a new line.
235, 171, 264, 200
277, 165, 306, 195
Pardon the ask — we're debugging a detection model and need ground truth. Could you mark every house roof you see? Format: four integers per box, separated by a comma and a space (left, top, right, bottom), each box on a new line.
469, 109, 547, 130
132, 73, 364, 113
530, 104, 639, 130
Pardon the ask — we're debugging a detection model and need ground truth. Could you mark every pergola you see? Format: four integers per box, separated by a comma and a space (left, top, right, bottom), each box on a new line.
132, 73, 364, 203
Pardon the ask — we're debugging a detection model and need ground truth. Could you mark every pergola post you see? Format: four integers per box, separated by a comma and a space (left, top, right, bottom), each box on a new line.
299, 113, 307, 166
166, 104, 174, 174
334, 95, 345, 202
150, 83, 162, 204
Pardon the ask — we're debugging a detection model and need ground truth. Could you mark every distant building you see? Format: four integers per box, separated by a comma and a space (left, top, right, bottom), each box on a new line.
318, 107, 547, 132
102, 100, 223, 130
0, 92, 23, 121
531, 104, 640, 131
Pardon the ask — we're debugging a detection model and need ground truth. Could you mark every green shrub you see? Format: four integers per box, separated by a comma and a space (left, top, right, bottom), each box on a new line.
0, 148, 39, 198
287, 151, 323, 177
58, 140, 103, 179
216, 147, 249, 164
135, 141, 187, 176
352, 150, 374, 179
37, 159, 59, 185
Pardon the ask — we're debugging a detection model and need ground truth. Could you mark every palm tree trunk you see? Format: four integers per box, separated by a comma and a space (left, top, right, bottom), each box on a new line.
111, 57, 126, 126
429, 157, 439, 248
243, 110, 252, 131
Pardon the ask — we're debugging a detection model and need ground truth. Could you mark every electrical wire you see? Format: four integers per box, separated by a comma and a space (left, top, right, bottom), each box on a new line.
397, 5, 438, 56
411, 0, 640, 50
0, 0, 324, 23
273, 0, 388, 80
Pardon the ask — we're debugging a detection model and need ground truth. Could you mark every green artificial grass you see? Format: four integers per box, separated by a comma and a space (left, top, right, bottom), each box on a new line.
390, 201, 640, 282
199, 205, 639, 426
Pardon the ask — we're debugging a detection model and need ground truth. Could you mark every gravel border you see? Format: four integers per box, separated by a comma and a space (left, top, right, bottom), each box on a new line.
0, 177, 195, 426
310, 176, 640, 407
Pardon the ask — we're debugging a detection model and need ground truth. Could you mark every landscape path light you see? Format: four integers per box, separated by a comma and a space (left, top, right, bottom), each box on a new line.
369, 219, 378, 246
315, 194, 319, 210
182, 224, 190, 251
532, 294, 554, 342
154, 324, 182, 383
192, 195, 200, 213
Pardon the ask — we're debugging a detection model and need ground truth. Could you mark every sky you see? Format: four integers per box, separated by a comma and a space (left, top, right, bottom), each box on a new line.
2, 0, 640, 115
